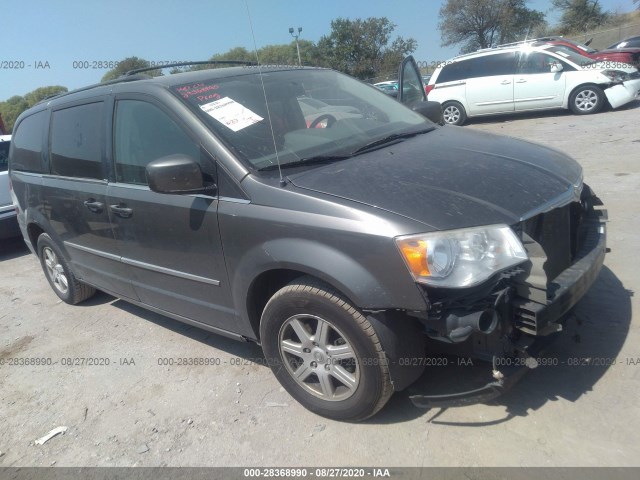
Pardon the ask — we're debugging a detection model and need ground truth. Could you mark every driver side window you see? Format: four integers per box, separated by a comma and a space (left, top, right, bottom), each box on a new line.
114, 100, 200, 185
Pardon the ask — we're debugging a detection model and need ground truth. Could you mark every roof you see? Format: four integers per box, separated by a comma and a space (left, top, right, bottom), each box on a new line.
39, 65, 323, 106
445, 43, 554, 62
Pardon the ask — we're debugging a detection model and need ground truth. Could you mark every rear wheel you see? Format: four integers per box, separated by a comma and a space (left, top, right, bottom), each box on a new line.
37, 234, 96, 304
441, 101, 467, 126
569, 85, 605, 115
260, 277, 393, 421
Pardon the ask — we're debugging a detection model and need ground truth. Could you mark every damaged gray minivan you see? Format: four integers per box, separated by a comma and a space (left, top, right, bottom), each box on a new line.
9, 59, 607, 420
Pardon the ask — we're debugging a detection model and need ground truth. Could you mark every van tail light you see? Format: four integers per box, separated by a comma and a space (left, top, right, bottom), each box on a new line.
425, 84, 435, 96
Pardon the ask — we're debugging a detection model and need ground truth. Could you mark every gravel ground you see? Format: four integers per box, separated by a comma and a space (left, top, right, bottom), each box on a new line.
0, 101, 639, 467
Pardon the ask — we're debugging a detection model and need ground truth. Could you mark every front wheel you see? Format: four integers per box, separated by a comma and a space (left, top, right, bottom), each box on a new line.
260, 277, 393, 421
569, 85, 605, 115
441, 101, 467, 126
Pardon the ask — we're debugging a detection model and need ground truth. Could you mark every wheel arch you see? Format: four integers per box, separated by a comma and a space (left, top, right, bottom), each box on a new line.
234, 239, 426, 341
565, 82, 606, 109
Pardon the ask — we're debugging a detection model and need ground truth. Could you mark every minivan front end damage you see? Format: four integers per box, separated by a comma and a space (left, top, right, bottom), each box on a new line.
601, 70, 640, 108
407, 184, 607, 407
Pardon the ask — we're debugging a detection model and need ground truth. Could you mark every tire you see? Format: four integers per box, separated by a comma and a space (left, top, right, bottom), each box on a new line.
441, 101, 467, 126
260, 277, 393, 421
37, 233, 96, 305
569, 85, 605, 115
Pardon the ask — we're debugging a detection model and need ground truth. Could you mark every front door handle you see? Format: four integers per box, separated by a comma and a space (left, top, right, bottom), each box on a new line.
110, 204, 133, 218
501, 80, 512, 85
516, 79, 527, 83
83, 199, 104, 213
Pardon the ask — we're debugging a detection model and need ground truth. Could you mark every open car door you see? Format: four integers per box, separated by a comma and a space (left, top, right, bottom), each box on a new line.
398, 56, 444, 125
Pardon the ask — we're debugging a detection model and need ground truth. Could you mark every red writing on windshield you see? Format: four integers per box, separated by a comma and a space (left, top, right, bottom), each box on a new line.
177, 83, 220, 100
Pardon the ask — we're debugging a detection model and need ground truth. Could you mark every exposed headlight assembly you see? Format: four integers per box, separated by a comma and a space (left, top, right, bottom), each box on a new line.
395, 225, 528, 288
601, 70, 629, 83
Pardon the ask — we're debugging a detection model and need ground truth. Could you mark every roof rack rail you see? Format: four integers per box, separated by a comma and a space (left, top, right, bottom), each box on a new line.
495, 36, 565, 48
36, 74, 154, 105
34, 61, 258, 106
124, 60, 257, 76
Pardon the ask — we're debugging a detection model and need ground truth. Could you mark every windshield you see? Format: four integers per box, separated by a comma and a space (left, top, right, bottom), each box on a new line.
545, 46, 596, 67
171, 69, 429, 171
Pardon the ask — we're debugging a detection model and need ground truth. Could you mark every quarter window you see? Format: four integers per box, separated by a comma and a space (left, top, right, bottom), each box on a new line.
50, 103, 104, 179
114, 100, 200, 185
10, 110, 47, 173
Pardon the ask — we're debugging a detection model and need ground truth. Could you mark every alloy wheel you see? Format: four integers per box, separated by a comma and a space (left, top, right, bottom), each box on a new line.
443, 105, 461, 124
278, 314, 360, 401
43, 247, 69, 295
575, 89, 599, 112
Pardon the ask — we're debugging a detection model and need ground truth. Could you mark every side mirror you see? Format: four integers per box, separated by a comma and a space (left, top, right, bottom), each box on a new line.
412, 100, 444, 125
550, 62, 563, 73
146, 155, 215, 195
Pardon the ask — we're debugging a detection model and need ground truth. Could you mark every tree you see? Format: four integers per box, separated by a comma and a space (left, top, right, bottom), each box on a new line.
439, 0, 545, 53
0, 96, 30, 134
101, 57, 162, 82
195, 41, 324, 71
0, 85, 69, 133
24, 86, 68, 107
317, 17, 417, 79
551, 0, 609, 32
499, 0, 547, 43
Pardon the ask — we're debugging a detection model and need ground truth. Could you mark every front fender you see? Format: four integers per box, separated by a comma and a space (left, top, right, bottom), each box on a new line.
230, 237, 427, 327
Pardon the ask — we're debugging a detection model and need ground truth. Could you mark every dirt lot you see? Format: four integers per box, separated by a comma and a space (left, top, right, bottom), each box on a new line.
1, 102, 639, 468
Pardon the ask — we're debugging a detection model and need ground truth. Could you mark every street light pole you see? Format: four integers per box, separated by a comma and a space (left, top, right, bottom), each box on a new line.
289, 27, 302, 66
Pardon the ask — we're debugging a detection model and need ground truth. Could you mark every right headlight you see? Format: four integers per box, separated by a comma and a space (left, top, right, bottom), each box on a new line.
395, 225, 528, 288
601, 69, 629, 83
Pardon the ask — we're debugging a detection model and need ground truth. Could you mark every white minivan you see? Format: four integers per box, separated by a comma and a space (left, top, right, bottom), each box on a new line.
0, 135, 20, 240
426, 44, 640, 125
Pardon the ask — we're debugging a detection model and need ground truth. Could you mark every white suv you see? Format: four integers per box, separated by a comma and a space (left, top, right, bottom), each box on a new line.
0, 135, 20, 240
426, 44, 640, 125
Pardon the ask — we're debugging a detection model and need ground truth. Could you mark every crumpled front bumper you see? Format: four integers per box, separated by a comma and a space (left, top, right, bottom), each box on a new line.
409, 202, 607, 409
605, 78, 640, 109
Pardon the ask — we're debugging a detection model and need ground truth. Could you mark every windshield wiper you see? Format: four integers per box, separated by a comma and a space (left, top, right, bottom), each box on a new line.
349, 127, 435, 155
258, 154, 352, 171
257, 127, 435, 171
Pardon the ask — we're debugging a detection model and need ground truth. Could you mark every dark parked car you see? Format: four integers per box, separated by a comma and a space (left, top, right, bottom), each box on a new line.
9, 59, 607, 420
606, 36, 640, 50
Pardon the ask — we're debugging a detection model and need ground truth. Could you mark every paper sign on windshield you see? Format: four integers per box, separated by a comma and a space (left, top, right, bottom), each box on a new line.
199, 97, 263, 132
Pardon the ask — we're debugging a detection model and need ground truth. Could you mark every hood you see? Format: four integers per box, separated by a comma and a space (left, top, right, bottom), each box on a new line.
288, 127, 583, 231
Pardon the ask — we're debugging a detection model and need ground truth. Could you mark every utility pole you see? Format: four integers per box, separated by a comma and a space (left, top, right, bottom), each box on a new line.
289, 27, 302, 66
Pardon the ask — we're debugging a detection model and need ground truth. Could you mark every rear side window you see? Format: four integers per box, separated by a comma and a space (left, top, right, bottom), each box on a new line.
436, 53, 516, 83
50, 102, 104, 180
0, 141, 9, 172
114, 100, 199, 185
10, 111, 47, 173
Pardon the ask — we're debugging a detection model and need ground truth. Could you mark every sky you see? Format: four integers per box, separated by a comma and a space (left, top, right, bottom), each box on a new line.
1, 0, 636, 100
